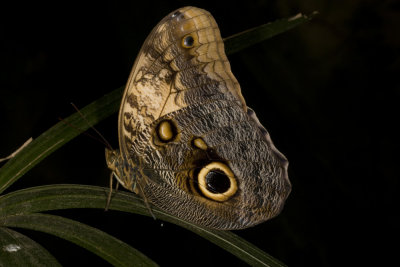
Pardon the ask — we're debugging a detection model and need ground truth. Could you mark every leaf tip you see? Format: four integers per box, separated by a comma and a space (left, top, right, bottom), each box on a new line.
288, 13, 304, 21
288, 11, 319, 22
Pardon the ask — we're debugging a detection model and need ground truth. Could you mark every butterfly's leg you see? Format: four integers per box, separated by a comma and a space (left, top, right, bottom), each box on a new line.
105, 172, 114, 211
135, 181, 156, 220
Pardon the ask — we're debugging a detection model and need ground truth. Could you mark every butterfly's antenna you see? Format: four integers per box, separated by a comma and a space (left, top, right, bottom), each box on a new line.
70, 103, 114, 150
58, 116, 108, 147
60, 103, 120, 210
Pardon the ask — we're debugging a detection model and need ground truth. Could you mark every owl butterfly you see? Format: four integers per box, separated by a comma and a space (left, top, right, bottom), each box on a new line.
106, 6, 291, 230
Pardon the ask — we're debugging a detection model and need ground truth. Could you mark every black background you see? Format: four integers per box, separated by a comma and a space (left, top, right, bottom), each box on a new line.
1, 0, 398, 266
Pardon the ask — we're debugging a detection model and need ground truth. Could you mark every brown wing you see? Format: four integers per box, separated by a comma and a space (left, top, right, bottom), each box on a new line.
116, 7, 290, 229
118, 6, 246, 155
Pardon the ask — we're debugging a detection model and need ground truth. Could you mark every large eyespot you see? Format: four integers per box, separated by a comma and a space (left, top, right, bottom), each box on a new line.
182, 34, 195, 48
156, 120, 177, 142
197, 162, 237, 202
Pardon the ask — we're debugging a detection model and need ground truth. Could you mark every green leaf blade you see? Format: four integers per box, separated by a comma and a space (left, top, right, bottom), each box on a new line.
224, 12, 317, 55
1, 213, 158, 267
0, 227, 61, 267
0, 87, 123, 195
0, 184, 285, 266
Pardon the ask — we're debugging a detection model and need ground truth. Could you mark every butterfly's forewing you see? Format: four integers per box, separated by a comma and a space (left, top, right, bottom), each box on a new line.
118, 7, 245, 152
114, 6, 290, 229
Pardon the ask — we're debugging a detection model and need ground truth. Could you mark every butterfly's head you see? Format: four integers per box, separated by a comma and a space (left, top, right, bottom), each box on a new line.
105, 148, 137, 192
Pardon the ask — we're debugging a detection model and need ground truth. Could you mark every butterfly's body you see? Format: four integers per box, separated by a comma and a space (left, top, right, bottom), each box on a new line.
106, 7, 290, 230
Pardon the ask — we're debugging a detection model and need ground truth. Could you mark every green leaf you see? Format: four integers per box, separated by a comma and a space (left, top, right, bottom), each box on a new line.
0, 185, 286, 266
0, 227, 61, 267
0, 213, 158, 267
224, 12, 317, 55
0, 86, 123, 195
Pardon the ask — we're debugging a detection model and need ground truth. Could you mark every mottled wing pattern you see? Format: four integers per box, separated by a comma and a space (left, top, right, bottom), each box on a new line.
119, 6, 245, 153
110, 6, 290, 229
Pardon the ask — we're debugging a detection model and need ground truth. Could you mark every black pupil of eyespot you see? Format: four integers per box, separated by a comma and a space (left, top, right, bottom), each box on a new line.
205, 170, 230, 193
184, 36, 194, 47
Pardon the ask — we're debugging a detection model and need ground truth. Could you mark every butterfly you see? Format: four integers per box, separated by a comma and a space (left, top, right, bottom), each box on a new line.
105, 6, 291, 230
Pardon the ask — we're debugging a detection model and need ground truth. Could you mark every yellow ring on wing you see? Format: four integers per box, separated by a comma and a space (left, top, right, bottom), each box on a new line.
197, 162, 237, 202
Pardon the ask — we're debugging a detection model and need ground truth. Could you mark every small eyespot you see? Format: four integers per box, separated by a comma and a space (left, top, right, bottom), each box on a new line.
156, 120, 177, 142
197, 162, 237, 202
182, 34, 195, 48
191, 137, 208, 150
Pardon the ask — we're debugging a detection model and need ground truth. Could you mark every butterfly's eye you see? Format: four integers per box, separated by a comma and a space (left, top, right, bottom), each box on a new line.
197, 162, 238, 201
156, 120, 177, 142
105, 148, 118, 171
182, 34, 195, 48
